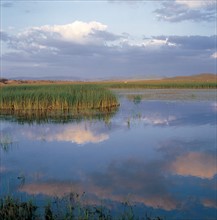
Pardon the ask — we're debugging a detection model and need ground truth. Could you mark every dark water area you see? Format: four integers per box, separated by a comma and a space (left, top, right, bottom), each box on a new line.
0, 89, 216, 219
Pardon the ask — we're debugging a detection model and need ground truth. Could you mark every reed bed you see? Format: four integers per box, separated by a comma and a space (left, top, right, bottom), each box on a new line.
0, 195, 164, 220
102, 81, 217, 89
0, 84, 119, 115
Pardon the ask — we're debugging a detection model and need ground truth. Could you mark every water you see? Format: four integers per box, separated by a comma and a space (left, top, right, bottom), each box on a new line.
0, 89, 216, 219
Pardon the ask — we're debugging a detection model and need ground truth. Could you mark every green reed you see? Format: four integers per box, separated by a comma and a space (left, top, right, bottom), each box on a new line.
0, 195, 164, 220
0, 196, 37, 220
102, 81, 217, 89
0, 84, 119, 114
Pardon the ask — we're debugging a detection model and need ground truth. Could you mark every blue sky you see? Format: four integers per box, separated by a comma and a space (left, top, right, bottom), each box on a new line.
1, 0, 216, 80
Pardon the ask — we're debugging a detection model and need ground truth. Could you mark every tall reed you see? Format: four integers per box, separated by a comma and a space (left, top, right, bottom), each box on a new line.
0, 84, 119, 114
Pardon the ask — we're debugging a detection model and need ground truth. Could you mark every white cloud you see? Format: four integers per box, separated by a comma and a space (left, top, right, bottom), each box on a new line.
176, 0, 216, 9
155, 1, 216, 22
145, 39, 167, 47
1, 24, 216, 79
32, 21, 107, 44
2, 21, 120, 54
211, 52, 217, 59
144, 38, 176, 48
119, 37, 177, 48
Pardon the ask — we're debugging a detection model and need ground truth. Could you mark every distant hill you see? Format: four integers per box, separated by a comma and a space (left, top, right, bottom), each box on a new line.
0, 73, 216, 86
163, 73, 216, 82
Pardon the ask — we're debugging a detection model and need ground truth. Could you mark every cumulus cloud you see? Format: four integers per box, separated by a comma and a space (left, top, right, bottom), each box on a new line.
175, 0, 216, 9
153, 35, 216, 50
1, 21, 216, 79
143, 38, 176, 48
1, 21, 121, 53
155, 0, 216, 22
32, 21, 108, 44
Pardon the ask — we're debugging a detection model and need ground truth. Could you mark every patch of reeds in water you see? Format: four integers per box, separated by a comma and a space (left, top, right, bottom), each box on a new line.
0, 84, 119, 119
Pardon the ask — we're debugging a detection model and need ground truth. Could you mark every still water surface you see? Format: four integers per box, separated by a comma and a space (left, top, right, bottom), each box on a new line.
0, 89, 216, 219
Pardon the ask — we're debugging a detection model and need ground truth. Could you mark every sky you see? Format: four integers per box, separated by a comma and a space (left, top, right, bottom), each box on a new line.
0, 0, 217, 80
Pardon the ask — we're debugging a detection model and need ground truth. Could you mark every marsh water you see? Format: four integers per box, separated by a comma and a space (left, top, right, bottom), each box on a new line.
0, 89, 216, 219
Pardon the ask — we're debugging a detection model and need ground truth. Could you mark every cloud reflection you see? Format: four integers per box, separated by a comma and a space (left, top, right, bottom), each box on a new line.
202, 198, 217, 209
24, 123, 109, 145
18, 147, 217, 213
142, 115, 176, 126
45, 126, 108, 144
211, 102, 217, 112
171, 152, 217, 179
17, 137, 217, 212
90, 159, 179, 211
19, 181, 83, 197
19, 159, 178, 211
159, 139, 217, 179
0, 166, 7, 173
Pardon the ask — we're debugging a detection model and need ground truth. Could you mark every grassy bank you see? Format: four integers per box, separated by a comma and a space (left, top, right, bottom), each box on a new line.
1, 74, 216, 89
100, 74, 217, 89
0, 84, 119, 115
102, 81, 217, 89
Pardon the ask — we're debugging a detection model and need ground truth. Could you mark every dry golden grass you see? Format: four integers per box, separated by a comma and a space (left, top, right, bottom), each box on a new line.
0, 73, 216, 88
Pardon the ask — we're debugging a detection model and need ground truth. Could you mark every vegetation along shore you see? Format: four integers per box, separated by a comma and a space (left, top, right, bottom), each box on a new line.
0, 84, 119, 116
0, 73, 216, 89
0, 73, 216, 120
